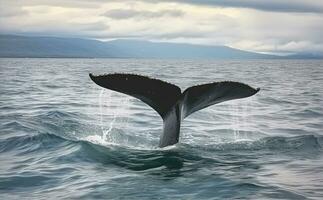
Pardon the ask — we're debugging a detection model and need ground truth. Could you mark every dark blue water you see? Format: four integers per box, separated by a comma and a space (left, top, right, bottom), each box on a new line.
1, 58, 323, 199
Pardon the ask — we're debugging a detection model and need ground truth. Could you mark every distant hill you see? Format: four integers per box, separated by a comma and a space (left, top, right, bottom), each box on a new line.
1, 34, 321, 59
0, 35, 124, 58
106, 39, 279, 59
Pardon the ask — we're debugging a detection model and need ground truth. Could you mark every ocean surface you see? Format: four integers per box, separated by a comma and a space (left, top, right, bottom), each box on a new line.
1, 58, 323, 199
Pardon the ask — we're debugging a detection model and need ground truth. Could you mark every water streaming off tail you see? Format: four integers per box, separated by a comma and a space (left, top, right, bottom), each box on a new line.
229, 97, 258, 142
85, 89, 133, 146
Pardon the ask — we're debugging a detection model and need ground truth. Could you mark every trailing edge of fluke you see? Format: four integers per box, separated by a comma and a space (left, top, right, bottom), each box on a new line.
89, 73, 260, 148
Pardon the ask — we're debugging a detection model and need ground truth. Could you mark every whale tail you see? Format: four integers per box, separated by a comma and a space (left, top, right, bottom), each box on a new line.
181, 81, 260, 118
89, 73, 182, 119
89, 73, 259, 147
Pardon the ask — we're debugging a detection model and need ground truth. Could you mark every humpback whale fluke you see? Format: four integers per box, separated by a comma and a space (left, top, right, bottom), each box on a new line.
89, 73, 260, 147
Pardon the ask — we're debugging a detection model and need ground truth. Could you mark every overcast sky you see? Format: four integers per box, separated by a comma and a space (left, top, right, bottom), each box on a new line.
0, 0, 322, 55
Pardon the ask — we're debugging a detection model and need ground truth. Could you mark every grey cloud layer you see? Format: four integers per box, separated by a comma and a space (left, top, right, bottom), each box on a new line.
157, 0, 323, 13
0, 0, 322, 54
1, 0, 322, 13
102, 9, 183, 19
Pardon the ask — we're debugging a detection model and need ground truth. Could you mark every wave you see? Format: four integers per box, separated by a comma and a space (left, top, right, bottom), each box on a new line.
60, 132, 323, 154
1, 108, 322, 174
1, 130, 322, 171
0, 133, 69, 154
2, 107, 322, 155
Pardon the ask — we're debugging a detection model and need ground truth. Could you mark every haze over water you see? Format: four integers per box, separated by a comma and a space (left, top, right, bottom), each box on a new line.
1, 58, 323, 199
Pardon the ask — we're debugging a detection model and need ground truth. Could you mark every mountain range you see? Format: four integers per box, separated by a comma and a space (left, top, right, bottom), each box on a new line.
0, 35, 321, 59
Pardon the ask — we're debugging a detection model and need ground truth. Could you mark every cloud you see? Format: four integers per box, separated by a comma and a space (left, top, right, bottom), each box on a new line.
0, 0, 322, 55
102, 8, 183, 20
0, 0, 102, 9
75, 22, 109, 32
0, 2, 28, 17
156, 0, 323, 13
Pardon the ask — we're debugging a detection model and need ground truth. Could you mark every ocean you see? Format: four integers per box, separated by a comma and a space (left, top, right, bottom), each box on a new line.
1, 58, 323, 199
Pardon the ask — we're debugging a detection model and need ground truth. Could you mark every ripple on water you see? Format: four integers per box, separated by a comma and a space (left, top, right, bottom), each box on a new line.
1, 59, 323, 199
